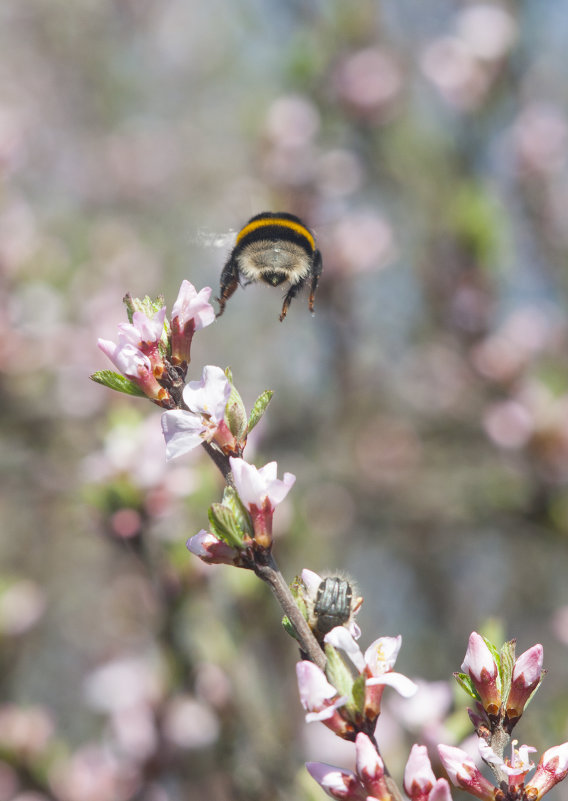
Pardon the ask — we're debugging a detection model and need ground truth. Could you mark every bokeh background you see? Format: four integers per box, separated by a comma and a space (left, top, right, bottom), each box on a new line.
2, 1, 568, 799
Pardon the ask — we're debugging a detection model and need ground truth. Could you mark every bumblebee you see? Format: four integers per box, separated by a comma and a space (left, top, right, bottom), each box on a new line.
216, 211, 323, 322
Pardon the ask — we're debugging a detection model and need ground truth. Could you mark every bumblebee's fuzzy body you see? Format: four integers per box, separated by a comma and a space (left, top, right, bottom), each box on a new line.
217, 212, 323, 321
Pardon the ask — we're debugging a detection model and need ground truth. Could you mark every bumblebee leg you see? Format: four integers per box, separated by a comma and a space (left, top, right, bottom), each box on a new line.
308, 250, 323, 313
217, 258, 239, 318
279, 278, 306, 322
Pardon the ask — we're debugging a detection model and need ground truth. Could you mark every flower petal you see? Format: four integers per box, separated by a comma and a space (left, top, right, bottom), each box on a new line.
366, 671, 417, 697
161, 410, 206, 460
324, 627, 365, 672
183, 365, 231, 421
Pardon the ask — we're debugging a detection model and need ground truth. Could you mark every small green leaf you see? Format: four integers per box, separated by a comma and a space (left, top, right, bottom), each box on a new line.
123, 292, 165, 322
500, 639, 516, 704
351, 674, 366, 716
90, 370, 146, 397
482, 636, 502, 674
281, 615, 299, 641
208, 503, 245, 548
324, 644, 354, 701
454, 672, 480, 700
224, 366, 234, 384
248, 390, 274, 433
222, 487, 253, 536
225, 386, 247, 440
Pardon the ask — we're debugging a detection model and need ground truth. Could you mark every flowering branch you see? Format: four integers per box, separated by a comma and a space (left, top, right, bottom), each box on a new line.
93, 279, 568, 801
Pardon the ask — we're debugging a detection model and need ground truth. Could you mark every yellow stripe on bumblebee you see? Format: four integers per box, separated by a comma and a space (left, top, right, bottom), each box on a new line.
236, 216, 315, 251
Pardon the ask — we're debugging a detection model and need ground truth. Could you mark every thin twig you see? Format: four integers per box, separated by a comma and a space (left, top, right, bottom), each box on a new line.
201, 441, 236, 488
253, 554, 326, 671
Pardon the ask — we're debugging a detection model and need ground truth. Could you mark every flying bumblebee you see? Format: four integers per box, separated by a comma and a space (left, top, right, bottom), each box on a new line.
216, 211, 323, 322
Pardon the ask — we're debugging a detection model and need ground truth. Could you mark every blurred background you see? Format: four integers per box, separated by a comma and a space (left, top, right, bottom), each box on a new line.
2, 0, 568, 799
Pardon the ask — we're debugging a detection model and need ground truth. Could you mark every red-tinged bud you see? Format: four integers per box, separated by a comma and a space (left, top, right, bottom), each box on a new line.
186, 530, 241, 565
306, 762, 367, 800
212, 419, 240, 456
505, 644, 543, 723
525, 743, 568, 800
438, 744, 496, 801
355, 733, 390, 800
468, 703, 491, 737
404, 744, 436, 801
248, 498, 274, 549
462, 632, 501, 715
98, 339, 173, 405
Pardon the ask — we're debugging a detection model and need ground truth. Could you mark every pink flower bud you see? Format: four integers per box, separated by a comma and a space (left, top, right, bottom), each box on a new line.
306, 762, 366, 800
429, 778, 454, 801
186, 530, 240, 565
355, 733, 389, 799
404, 744, 436, 801
526, 742, 568, 799
461, 632, 501, 715
98, 339, 171, 404
506, 644, 543, 722
437, 744, 495, 801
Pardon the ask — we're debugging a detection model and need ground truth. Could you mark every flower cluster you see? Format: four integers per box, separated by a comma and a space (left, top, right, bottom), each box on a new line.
300, 631, 568, 801
95, 282, 215, 408
297, 628, 417, 738
187, 456, 296, 561
436, 633, 568, 801
308, 737, 452, 801
93, 282, 568, 801
457, 632, 544, 734
438, 740, 568, 801
94, 281, 291, 560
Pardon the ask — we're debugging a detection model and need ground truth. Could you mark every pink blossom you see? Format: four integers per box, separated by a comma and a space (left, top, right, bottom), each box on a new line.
296, 661, 349, 736
478, 739, 535, 786
161, 365, 235, 460
526, 742, 568, 799
117, 306, 166, 356
324, 628, 416, 720
98, 339, 169, 403
170, 281, 215, 366
437, 744, 495, 801
229, 457, 295, 548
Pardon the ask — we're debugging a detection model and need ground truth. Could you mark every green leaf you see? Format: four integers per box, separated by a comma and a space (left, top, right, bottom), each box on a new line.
222, 487, 253, 536
500, 639, 516, 704
123, 292, 165, 322
351, 674, 366, 716
247, 390, 274, 433
454, 672, 480, 700
90, 370, 146, 397
482, 636, 502, 674
281, 615, 299, 641
208, 503, 245, 549
324, 644, 354, 701
224, 366, 234, 384
225, 386, 247, 440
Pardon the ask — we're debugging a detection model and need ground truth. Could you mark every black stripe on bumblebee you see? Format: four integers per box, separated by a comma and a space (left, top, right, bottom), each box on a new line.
216, 211, 323, 322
